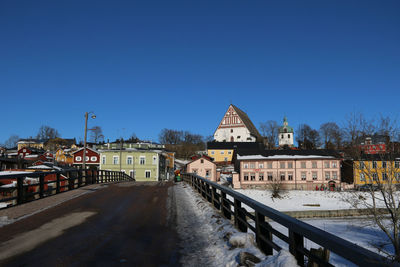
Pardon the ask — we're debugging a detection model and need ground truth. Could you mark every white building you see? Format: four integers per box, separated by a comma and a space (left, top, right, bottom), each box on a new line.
278, 116, 294, 147
213, 105, 262, 142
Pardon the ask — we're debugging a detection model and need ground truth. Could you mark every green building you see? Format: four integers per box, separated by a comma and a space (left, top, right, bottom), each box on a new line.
99, 149, 167, 181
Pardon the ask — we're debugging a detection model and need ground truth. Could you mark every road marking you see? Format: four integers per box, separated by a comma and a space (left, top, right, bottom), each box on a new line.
0, 211, 96, 260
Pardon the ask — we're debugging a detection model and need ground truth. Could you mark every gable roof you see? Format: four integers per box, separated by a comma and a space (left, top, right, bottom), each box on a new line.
231, 105, 262, 140
72, 147, 99, 155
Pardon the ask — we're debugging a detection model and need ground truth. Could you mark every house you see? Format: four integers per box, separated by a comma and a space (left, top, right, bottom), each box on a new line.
360, 135, 388, 154
17, 139, 46, 151
17, 147, 44, 159
234, 149, 342, 190
55, 148, 75, 166
353, 154, 400, 188
99, 149, 166, 181
72, 148, 100, 169
186, 155, 217, 182
214, 104, 262, 142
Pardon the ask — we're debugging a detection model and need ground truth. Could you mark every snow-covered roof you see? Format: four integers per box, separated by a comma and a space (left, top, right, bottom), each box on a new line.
28, 165, 53, 169
25, 155, 38, 158
237, 154, 335, 160
0, 171, 33, 176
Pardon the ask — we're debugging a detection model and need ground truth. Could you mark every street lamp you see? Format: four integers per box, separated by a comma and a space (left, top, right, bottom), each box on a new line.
83, 112, 96, 170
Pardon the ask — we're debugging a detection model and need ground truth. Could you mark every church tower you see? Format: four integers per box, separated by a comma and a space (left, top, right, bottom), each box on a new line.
279, 116, 294, 147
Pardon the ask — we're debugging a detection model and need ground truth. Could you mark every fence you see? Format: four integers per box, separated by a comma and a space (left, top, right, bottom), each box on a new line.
0, 169, 134, 208
182, 173, 393, 267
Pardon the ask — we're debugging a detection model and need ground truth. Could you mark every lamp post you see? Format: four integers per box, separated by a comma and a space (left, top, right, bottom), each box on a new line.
83, 112, 96, 170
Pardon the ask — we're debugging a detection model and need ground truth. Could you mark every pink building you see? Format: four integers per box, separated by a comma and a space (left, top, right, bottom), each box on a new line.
186, 155, 218, 182
234, 152, 341, 190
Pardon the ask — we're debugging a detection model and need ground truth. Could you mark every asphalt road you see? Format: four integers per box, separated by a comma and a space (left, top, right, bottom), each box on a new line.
0, 181, 180, 267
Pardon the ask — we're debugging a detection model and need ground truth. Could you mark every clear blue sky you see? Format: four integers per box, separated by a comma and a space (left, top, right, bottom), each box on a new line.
1, 0, 399, 144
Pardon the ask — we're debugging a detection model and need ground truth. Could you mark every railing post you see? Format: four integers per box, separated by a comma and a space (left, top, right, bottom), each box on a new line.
234, 199, 247, 232
68, 171, 74, 190
78, 169, 82, 187
17, 176, 24, 204
212, 187, 220, 210
255, 212, 273, 255
289, 230, 304, 266
221, 192, 231, 220
39, 174, 44, 198
56, 173, 61, 194
101, 170, 104, 183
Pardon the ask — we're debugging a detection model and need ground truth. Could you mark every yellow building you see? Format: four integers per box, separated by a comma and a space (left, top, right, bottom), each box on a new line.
55, 148, 75, 165
353, 157, 400, 186
17, 139, 45, 150
207, 149, 234, 163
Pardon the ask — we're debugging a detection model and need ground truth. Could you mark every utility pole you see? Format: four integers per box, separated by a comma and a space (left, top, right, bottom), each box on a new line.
120, 137, 123, 172
83, 112, 96, 170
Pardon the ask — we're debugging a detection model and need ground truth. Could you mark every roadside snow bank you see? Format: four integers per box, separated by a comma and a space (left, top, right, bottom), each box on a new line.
173, 183, 298, 267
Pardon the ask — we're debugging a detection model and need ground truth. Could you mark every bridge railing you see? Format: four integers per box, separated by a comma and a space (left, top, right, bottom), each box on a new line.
0, 169, 134, 208
182, 173, 393, 267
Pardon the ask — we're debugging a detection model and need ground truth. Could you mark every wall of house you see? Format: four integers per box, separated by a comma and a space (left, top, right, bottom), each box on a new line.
353, 160, 400, 186
187, 158, 217, 182
99, 151, 160, 181
235, 158, 341, 190
214, 127, 255, 142
207, 149, 234, 162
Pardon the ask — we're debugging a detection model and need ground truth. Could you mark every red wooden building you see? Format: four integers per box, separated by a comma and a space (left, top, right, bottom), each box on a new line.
72, 148, 100, 169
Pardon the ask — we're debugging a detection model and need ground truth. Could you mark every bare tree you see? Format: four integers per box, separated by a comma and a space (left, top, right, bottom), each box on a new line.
89, 126, 104, 143
159, 129, 183, 145
320, 122, 343, 149
37, 125, 60, 140
127, 133, 140, 143
259, 120, 279, 149
344, 116, 400, 262
4, 135, 20, 149
296, 124, 320, 149
45, 138, 69, 151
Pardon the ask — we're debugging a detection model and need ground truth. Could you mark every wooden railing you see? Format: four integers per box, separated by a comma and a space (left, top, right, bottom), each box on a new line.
0, 169, 134, 208
182, 173, 394, 267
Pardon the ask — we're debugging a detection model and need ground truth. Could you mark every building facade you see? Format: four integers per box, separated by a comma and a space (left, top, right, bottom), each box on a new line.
353, 156, 400, 187
213, 105, 262, 142
99, 149, 166, 181
72, 148, 100, 169
234, 151, 341, 190
186, 155, 217, 182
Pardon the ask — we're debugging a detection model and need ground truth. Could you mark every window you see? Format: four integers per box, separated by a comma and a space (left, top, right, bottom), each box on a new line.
287, 162, 293, 169
280, 172, 285, 181
259, 163, 264, 169
220, 151, 224, 155
101, 156, 106, 164
331, 161, 337, 168
244, 173, 249, 181
267, 162, 273, 169
259, 172, 264, 181
250, 173, 256, 181
383, 173, 388, 181
91, 156, 97, 161
113, 156, 119, 165
201, 159, 204, 163
211, 151, 215, 155
129, 170, 135, 178
301, 172, 306, 180
396, 173, 400, 180
288, 172, 293, 181
250, 163, 255, 169
228, 151, 232, 155
312, 172, 317, 180
324, 162, 330, 168
301, 162, 306, 168
224, 157, 228, 161
244, 163, 248, 169
205, 169, 210, 178
288, 134, 290, 138
332, 171, 337, 180
359, 161, 365, 169
153, 156, 157, 165
360, 173, 366, 181
127, 156, 133, 165
85, 156, 89, 162
325, 172, 330, 180
193, 169, 198, 174
140, 156, 145, 165
280, 162, 285, 169
237, 136, 241, 139
76, 156, 82, 162
267, 172, 273, 181
312, 161, 317, 168
145, 170, 151, 178
395, 161, 400, 168
382, 161, 387, 168
231, 129, 233, 133
372, 161, 377, 169
372, 173, 378, 181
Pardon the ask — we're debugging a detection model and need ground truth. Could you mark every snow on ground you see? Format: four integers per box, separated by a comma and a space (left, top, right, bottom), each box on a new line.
268, 217, 392, 266
172, 183, 298, 267
234, 189, 390, 211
